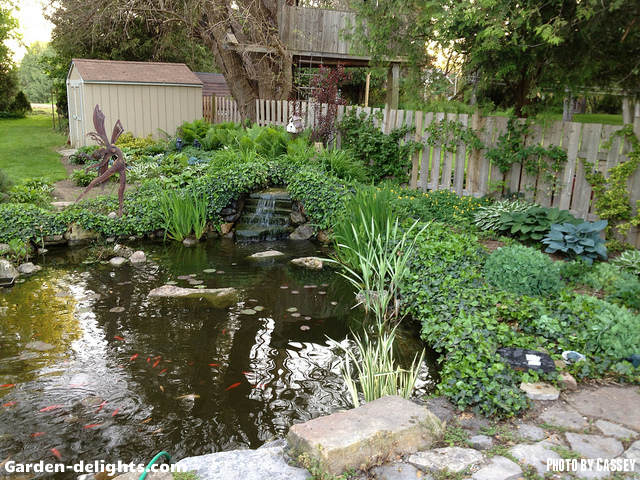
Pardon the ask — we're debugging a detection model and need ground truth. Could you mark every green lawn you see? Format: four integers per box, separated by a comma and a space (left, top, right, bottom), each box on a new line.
0, 114, 68, 184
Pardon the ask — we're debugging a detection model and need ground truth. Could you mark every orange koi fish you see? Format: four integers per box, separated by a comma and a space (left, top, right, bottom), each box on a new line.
83, 423, 102, 429
0, 384, 15, 388
2, 401, 16, 407
152, 359, 160, 368
31, 432, 45, 438
129, 353, 139, 361
39, 405, 63, 412
159, 369, 167, 374
208, 363, 219, 367
50, 448, 62, 460
114, 335, 125, 341
225, 382, 241, 391
95, 401, 107, 413
112, 408, 120, 417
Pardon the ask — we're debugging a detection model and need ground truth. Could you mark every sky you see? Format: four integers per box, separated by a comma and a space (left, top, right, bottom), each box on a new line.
7, 0, 53, 62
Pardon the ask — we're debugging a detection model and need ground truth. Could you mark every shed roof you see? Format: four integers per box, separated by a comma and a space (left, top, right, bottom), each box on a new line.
195, 72, 231, 96
70, 59, 203, 86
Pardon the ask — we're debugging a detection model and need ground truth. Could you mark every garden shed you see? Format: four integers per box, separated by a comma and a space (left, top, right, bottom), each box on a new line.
66, 59, 203, 147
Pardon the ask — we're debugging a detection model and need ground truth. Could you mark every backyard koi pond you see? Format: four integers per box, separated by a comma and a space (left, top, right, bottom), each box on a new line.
0, 239, 434, 475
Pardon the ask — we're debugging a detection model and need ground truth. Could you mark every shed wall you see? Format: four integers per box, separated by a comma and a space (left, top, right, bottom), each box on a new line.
74, 82, 202, 147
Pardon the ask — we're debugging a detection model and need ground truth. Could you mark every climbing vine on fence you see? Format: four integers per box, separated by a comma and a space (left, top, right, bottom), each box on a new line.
486, 118, 567, 188
583, 126, 640, 242
423, 119, 483, 153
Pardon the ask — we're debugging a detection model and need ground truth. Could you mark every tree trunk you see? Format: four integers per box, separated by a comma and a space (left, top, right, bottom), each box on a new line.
200, 0, 293, 123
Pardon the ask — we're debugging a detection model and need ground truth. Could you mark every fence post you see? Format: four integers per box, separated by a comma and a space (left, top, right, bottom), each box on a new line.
467, 111, 483, 195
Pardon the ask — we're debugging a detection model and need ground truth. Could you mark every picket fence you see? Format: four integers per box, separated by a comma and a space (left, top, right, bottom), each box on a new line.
202, 95, 640, 247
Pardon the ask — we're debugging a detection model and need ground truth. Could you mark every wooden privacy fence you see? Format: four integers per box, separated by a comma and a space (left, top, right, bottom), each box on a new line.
203, 96, 640, 247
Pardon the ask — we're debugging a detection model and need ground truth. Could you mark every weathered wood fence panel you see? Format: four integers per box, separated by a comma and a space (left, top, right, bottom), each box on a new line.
202, 96, 639, 247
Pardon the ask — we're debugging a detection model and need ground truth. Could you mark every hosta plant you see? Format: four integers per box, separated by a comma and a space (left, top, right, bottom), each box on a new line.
612, 249, 640, 276
542, 220, 607, 264
496, 206, 579, 243
474, 199, 531, 231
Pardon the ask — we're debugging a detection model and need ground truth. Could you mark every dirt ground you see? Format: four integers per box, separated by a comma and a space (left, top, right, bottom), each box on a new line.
52, 152, 136, 203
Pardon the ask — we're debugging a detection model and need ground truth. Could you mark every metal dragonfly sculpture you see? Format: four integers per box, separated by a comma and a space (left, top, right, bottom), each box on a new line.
76, 105, 127, 216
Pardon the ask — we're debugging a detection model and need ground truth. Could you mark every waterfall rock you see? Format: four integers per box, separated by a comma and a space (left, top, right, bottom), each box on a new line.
0, 243, 10, 255
290, 211, 306, 225
235, 189, 292, 241
221, 223, 234, 235
290, 257, 323, 270
289, 224, 314, 240
148, 285, 239, 308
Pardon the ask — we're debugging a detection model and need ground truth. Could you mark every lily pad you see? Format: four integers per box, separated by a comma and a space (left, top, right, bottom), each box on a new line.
286, 307, 298, 312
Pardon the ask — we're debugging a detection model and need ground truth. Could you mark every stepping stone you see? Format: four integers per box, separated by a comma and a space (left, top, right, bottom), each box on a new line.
472, 456, 522, 480
594, 420, 638, 440
290, 257, 323, 270
567, 386, 640, 431
109, 307, 125, 313
148, 285, 239, 308
520, 382, 559, 401
288, 396, 443, 476
565, 433, 623, 458
517, 424, 546, 442
408, 447, 483, 474
109, 256, 127, 267
621, 440, 640, 472
240, 309, 256, 315
538, 404, 587, 430
188, 279, 203, 285
509, 441, 562, 476
371, 462, 426, 480
175, 445, 309, 480
469, 434, 493, 450
248, 250, 284, 259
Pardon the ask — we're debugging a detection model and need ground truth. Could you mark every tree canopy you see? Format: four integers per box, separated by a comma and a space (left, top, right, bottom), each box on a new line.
18, 41, 53, 103
0, 0, 19, 111
349, 0, 640, 115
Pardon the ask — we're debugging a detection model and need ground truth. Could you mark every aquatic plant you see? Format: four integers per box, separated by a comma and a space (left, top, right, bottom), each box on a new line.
157, 189, 208, 241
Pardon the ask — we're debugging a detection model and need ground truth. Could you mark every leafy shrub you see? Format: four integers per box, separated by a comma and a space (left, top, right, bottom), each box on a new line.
8, 179, 54, 207
115, 132, 157, 149
612, 250, 640, 276
339, 111, 418, 182
71, 168, 98, 187
564, 262, 640, 311
474, 199, 531, 231
315, 149, 369, 182
177, 119, 212, 144
542, 220, 608, 264
496, 206, 579, 243
69, 145, 100, 165
202, 123, 242, 150
8, 91, 31, 116
484, 245, 564, 296
0, 203, 66, 242
0, 169, 12, 202
391, 189, 491, 227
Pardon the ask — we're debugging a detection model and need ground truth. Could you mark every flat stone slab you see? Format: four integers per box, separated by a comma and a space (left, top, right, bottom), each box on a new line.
509, 441, 562, 476
176, 445, 309, 480
594, 420, 638, 440
621, 440, 640, 472
290, 257, 323, 270
371, 462, 429, 480
408, 447, 483, 474
520, 382, 559, 401
248, 250, 285, 259
565, 433, 624, 458
538, 404, 587, 430
517, 424, 546, 441
287, 396, 443, 475
469, 434, 493, 450
148, 285, 239, 308
114, 472, 172, 480
567, 386, 640, 431
472, 456, 522, 480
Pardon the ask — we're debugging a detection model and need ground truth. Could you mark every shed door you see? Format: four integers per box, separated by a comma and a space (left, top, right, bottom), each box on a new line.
68, 82, 84, 147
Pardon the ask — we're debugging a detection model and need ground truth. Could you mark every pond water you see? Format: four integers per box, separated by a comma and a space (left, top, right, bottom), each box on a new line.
0, 239, 435, 476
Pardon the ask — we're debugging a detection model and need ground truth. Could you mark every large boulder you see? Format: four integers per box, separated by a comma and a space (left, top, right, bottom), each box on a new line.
175, 445, 309, 480
148, 285, 239, 308
0, 259, 19, 287
287, 396, 443, 475
289, 224, 314, 241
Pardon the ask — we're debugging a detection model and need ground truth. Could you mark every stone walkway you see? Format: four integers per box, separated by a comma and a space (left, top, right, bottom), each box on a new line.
113, 385, 640, 480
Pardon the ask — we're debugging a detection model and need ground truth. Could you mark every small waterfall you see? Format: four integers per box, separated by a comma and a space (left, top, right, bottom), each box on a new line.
235, 189, 293, 241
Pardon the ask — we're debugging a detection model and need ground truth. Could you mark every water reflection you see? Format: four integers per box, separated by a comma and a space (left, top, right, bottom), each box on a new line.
0, 239, 434, 477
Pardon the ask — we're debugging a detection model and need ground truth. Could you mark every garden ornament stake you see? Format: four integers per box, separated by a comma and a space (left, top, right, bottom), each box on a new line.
76, 104, 127, 216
